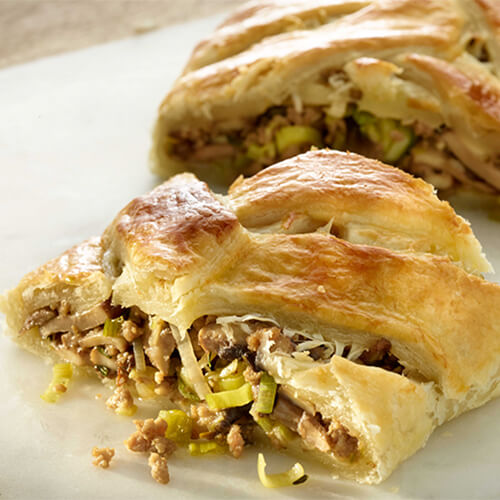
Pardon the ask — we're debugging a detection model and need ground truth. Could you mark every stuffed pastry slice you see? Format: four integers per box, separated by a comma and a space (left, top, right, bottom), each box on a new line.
152, 0, 500, 193
2, 150, 500, 484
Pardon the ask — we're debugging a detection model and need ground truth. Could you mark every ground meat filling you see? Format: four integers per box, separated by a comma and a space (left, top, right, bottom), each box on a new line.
125, 418, 176, 456
20, 307, 56, 334
190, 402, 254, 444
227, 424, 245, 458
168, 105, 330, 175
40, 301, 121, 338
20, 302, 184, 419
329, 423, 359, 459
197, 321, 250, 361
193, 320, 407, 460
106, 384, 135, 415
268, 392, 358, 460
270, 393, 302, 432
190, 319, 361, 460
358, 337, 404, 373
245, 324, 405, 374
247, 326, 295, 354
149, 453, 170, 484
167, 103, 497, 192
25, 306, 406, 464
121, 319, 143, 343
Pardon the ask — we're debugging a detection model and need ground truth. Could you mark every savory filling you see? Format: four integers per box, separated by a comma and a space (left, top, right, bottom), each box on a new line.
21, 304, 407, 461
167, 95, 496, 193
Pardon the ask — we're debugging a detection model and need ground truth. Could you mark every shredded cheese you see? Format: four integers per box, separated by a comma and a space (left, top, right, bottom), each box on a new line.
215, 314, 367, 362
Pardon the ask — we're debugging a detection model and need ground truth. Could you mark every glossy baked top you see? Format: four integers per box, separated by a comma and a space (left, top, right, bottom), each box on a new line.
5, 149, 499, 401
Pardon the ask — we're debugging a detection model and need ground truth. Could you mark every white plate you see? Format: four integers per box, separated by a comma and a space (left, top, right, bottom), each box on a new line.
1, 13, 500, 500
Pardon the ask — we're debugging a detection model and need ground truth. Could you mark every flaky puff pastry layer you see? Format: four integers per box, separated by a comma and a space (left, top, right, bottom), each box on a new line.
151, 0, 500, 192
2, 150, 500, 483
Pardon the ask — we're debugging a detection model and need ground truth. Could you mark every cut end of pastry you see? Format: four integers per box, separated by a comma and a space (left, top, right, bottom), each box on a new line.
151, 0, 500, 194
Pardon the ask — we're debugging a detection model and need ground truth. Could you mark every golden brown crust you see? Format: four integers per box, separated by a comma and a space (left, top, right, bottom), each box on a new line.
158, 0, 464, 127
473, 0, 500, 33
403, 53, 500, 130
160, 0, 463, 127
227, 150, 491, 273
101, 174, 249, 320
104, 174, 240, 276
20, 236, 105, 288
185, 0, 370, 73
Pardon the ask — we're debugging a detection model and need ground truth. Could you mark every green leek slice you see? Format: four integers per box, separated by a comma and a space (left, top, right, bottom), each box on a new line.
351, 110, 374, 127
178, 372, 201, 402
188, 441, 226, 456
255, 417, 295, 446
205, 382, 253, 410
271, 422, 296, 445
197, 351, 212, 371
129, 366, 156, 381
257, 453, 307, 488
255, 416, 274, 433
325, 115, 347, 149
130, 366, 157, 399
135, 382, 156, 399
96, 365, 110, 377
275, 126, 323, 154
115, 404, 137, 417
219, 359, 241, 378
352, 110, 381, 144
352, 110, 415, 163
216, 374, 245, 392
165, 135, 179, 154
383, 126, 415, 163
40, 363, 73, 403
255, 373, 277, 414
103, 316, 123, 337
205, 360, 245, 391
159, 409, 193, 443
246, 142, 276, 161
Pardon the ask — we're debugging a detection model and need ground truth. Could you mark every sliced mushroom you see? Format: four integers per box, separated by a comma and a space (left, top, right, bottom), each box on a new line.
145, 320, 176, 375
90, 347, 118, 371
79, 330, 128, 352
40, 302, 117, 337
55, 347, 88, 366
271, 395, 303, 433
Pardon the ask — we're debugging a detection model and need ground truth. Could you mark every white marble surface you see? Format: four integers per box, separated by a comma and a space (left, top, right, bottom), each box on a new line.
1, 14, 500, 500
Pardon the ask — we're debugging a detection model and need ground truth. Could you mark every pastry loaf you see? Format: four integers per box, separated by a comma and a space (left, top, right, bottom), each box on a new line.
151, 0, 500, 193
2, 150, 500, 483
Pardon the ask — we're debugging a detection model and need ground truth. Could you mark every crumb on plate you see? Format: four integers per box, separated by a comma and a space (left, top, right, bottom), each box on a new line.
92, 446, 115, 469
149, 452, 170, 484
125, 417, 176, 484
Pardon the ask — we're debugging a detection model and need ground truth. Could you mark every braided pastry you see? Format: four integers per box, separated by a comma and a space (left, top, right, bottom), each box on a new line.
2, 150, 499, 483
151, 0, 500, 193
